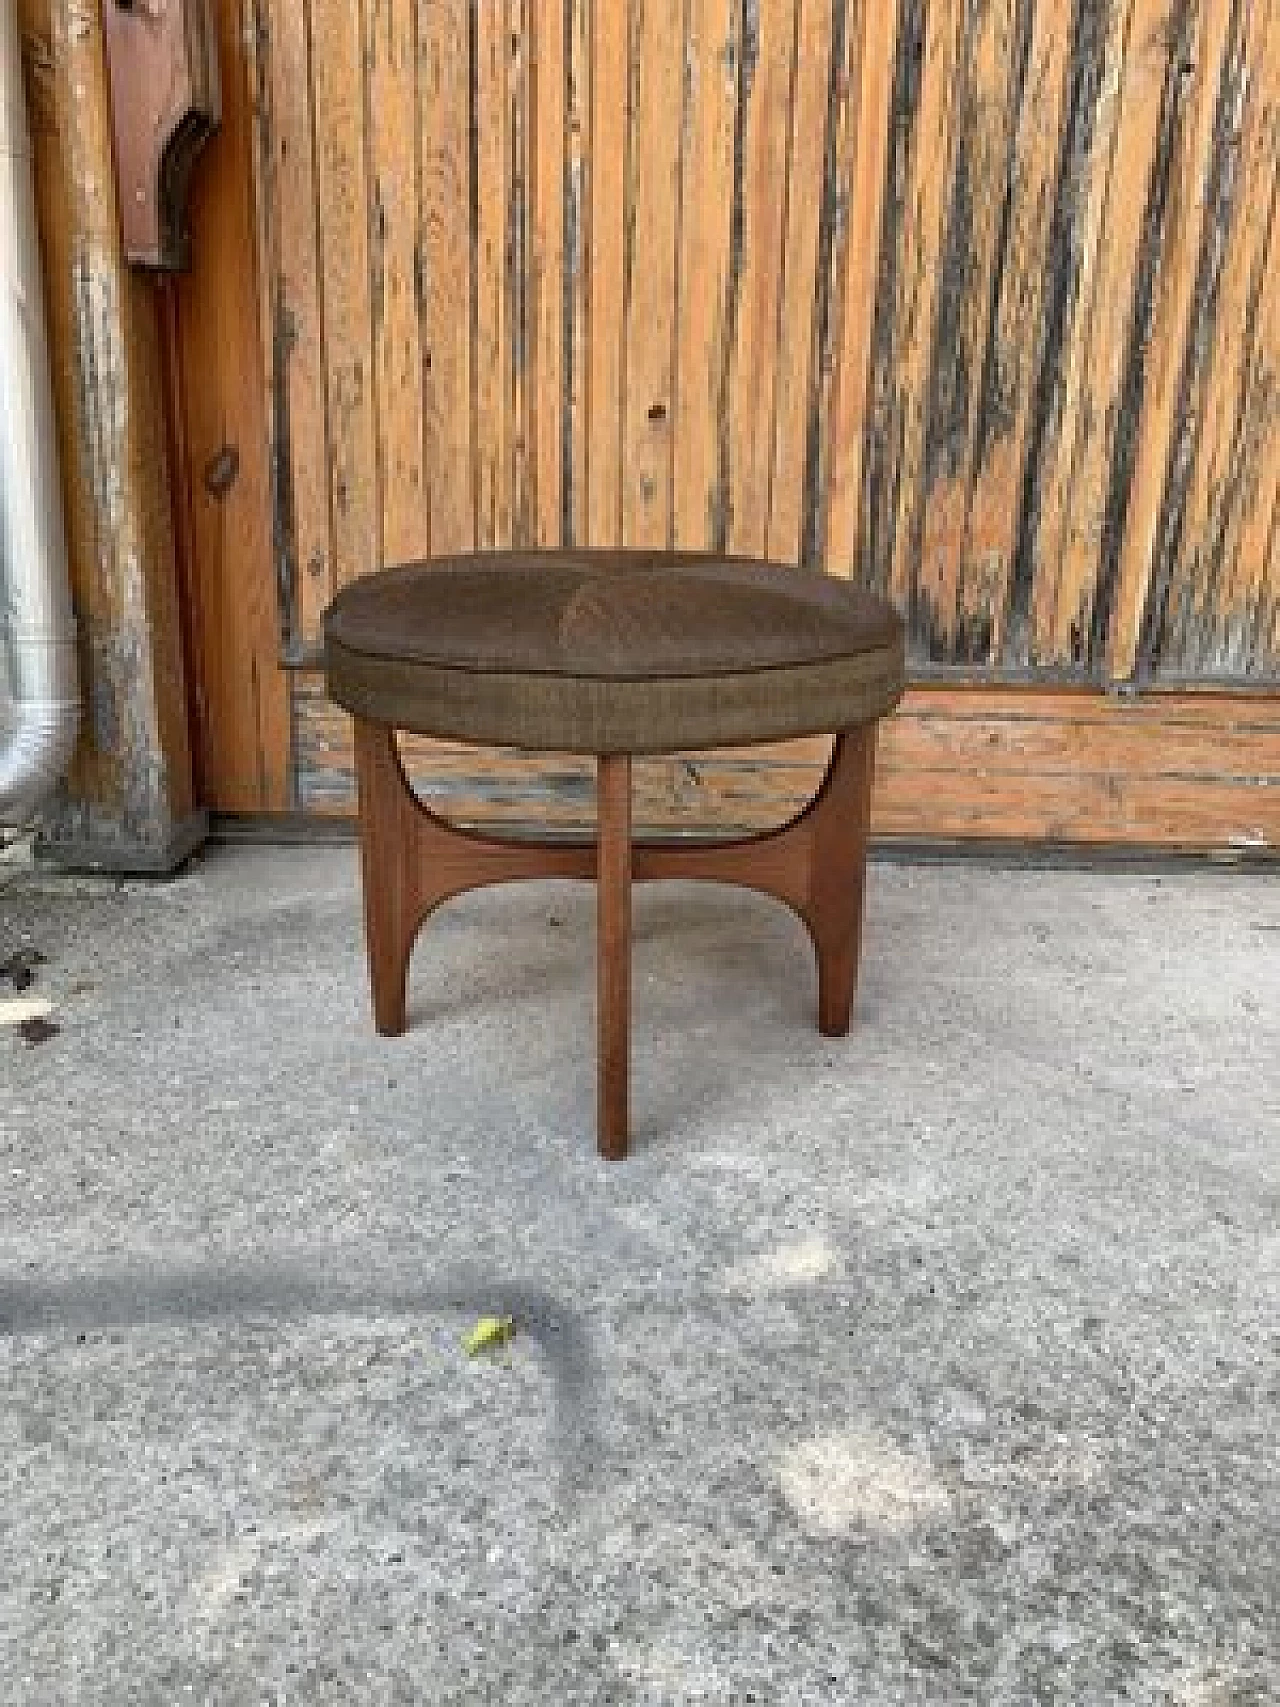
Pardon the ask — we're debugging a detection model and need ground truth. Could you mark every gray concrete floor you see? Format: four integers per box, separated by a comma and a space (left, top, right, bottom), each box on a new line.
0, 841, 1277, 1705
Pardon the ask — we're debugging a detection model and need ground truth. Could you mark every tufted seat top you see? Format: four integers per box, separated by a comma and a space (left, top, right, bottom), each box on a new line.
324, 551, 905, 754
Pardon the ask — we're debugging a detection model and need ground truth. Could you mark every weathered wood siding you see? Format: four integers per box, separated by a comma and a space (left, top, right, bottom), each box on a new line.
17, 0, 208, 865
252, 0, 1279, 684
294, 674, 1280, 849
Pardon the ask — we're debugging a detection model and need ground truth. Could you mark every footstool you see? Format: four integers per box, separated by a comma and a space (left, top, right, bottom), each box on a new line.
323, 551, 905, 1159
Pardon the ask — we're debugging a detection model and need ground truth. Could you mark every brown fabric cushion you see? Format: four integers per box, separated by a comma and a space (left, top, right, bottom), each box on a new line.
324, 551, 905, 753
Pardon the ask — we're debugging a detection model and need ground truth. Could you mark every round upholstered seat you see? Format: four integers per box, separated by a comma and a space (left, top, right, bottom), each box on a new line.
324, 551, 905, 754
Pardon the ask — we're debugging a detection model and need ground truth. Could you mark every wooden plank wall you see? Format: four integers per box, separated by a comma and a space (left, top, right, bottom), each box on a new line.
235, 0, 1280, 839
255, 0, 1280, 668
294, 679, 1280, 849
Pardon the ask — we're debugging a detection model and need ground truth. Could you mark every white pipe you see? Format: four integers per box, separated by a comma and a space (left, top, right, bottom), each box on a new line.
0, 0, 78, 827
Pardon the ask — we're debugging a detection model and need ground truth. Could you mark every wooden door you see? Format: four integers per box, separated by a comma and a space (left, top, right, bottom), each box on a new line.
170, 0, 1280, 852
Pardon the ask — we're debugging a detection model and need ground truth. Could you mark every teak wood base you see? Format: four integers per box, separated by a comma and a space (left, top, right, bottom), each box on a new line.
352, 718, 878, 1159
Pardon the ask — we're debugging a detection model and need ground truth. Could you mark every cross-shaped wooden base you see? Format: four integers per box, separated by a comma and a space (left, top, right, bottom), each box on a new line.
352, 719, 877, 1159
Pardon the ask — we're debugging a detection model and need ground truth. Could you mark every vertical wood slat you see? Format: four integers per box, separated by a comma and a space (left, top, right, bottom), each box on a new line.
804, 0, 862, 571
588, 0, 629, 545
726, 0, 794, 556
1027, 0, 1133, 660
884, 0, 967, 613
1221, 187, 1280, 669
419, 0, 473, 555
311, 0, 379, 588
918, 0, 1021, 657
1046, 0, 1182, 667
531, 0, 566, 546
1106, 0, 1235, 676
766, 0, 833, 565
474, 1, 513, 548
673, 0, 740, 549
566, 0, 590, 543
622, 0, 686, 547
823, 0, 897, 577
366, 0, 427, 565
169, 0, 292, 809
257, 0, 330, 652
1268, 493, 1280, 663
727, 0, 798, 553
964, 0, 1074, 661
246, 2, 277, 651
1182, 190, 1280, 672
508, 0, 531, 546
1153, 0, 1280, 676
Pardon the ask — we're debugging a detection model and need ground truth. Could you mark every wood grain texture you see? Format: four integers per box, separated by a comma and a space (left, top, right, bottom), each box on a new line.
366, 0, 427, 564
1106, 0, 1235, 676
474, 0, 514, 549
964, 0, 1073, 662
419, 0, 474, 554
917, 0, 1021, 656
566, 0, 590, 542
1028, 0, 1135, 664
293, 675, 1280, 854
1222, 208, 1280, 670
872, 698, 1280, 847
158, 282, 205, 802
254, 0, 330, 654
168, 0, 291, 811
1046, 0, 1181, 667
508, 0, 532, 546
169, 0, 1280, 839
531, 0, 566, 545
311, 0, 379, 588
766, 0, 833, 564
588, 0, 630, 545
1151, 0, 1280, 678
237, 0, 1280, 682
882, 0, 967, 615
673, 0, 739, 548
726, 0, 794, 555
18, 0, 199, 859
824, 0, 897, 576
622, 0, 685, 546
804, 0, 863, 570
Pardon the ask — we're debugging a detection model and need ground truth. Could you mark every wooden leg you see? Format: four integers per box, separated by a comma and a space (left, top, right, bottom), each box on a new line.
349, 715, 879, 1154
596, 754, 632, 1160
627, 725, 878, 1037
807, 726, 877, 1037
353, 719, 418, 1036
353, 716, 596, 1037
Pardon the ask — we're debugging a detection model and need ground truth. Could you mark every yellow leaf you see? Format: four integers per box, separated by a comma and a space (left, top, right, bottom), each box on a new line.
464, 1314, 515, 1356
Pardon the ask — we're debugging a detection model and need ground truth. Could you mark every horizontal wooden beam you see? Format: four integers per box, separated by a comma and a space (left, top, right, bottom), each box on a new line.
290, 678, 1280, 855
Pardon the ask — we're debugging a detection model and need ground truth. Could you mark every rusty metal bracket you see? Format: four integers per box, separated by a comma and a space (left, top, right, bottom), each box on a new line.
102, 0, 221, 270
